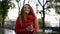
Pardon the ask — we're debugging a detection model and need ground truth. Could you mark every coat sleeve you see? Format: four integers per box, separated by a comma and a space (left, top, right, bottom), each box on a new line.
33, 23, 38, 32
27, 15, 38, 33
15, 17, 26, 33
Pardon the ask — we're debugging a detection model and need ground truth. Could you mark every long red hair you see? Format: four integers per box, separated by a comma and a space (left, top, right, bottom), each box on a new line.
19, 4, 39, 30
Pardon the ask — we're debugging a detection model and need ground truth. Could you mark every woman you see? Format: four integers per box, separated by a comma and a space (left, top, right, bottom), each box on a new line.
15, 4, 39, 34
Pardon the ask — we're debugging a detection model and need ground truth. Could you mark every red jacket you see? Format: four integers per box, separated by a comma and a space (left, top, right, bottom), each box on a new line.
15, 14, 38, 34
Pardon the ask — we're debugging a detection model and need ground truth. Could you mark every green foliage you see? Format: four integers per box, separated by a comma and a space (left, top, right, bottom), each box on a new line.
57, 11, 60, 14
55, 5, 60, 8
0, 15, 2, 21
48, 0, 60, 2
0, 2, 3, 15
0, 0, 15, 21
0, 28, 2, 34
55, 0, 60, 2
46, 5, 51, 9
39, 18, 43, 28
49, 0, 53, 2
1, 0, 15, 16
46, 0, 60, 14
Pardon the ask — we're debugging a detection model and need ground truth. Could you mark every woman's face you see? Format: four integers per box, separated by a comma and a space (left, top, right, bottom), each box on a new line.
23, 5, 30, 14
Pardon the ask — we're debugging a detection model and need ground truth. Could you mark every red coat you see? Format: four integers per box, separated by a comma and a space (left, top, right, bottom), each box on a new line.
15, 14, 38, 34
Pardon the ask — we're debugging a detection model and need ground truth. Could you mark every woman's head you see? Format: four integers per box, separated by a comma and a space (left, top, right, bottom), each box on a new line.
20, 4, 35, 15
23, 4, 30, 14
19, 4, 38, 28
20, 4, 35, 22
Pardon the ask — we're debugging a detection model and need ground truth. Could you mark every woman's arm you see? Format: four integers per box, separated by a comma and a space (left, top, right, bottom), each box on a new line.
33, 18, 39, 32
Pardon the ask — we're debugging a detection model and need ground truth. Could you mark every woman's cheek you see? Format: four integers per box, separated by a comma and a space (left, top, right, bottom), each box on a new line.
25, 11, 30, 14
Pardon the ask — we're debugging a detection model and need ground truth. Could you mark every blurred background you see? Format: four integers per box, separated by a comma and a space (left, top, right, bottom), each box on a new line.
0, 0, 60, 34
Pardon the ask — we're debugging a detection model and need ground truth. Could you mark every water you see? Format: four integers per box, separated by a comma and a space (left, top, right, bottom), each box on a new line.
4, 29, 16, 34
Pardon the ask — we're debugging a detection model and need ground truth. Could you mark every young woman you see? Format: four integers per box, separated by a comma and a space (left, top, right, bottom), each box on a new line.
15, 4, 39, 34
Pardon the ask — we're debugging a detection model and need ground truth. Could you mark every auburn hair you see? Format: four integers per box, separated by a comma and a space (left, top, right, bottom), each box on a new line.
18, 4, 39, 30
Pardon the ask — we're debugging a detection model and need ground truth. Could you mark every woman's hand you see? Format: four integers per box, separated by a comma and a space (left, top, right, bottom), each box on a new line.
26, 24, 33, 31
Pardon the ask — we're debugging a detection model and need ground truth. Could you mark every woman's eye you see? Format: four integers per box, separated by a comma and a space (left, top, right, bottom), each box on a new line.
24, 7, 26, 8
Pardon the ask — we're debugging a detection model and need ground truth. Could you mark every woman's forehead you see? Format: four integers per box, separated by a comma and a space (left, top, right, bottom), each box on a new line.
24, 5, 29, 7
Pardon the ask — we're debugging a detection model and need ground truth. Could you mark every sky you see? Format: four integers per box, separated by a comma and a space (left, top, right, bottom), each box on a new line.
7, 0, 60, 27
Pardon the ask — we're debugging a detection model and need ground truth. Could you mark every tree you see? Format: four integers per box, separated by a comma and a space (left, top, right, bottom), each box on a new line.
0, 0, 15, 21
46, 0, 60, 14
0, 0, 15, 34
38, 18, 43, 28
0, 0, 15, 26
